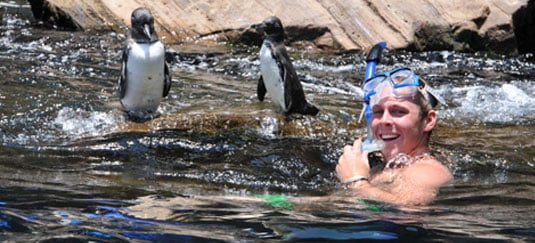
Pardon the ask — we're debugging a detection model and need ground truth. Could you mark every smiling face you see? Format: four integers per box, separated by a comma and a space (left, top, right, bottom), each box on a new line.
370, 86, 437, 161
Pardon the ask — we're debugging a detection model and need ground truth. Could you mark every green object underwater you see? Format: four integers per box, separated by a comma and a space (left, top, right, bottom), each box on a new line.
254, 195, 396, 212
359, 198, 401, 213
255, 194, 295, 210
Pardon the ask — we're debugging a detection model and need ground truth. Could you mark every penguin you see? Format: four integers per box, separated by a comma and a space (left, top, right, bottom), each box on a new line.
118, 7, 171, 120
252, 16, 319, 116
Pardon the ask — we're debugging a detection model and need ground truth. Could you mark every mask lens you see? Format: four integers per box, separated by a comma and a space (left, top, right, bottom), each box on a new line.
391, 69, 419, 97
363, 75, 386, 93
363, 75, 387, 101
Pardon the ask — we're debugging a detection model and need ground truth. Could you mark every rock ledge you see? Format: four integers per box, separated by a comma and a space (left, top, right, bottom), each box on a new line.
28, 0, 532, 54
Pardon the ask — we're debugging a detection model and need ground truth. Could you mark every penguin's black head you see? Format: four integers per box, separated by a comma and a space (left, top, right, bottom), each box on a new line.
252, 16, 285, 40
131, 7, 159, 43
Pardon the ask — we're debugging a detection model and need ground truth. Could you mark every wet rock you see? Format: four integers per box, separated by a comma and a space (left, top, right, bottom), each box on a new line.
484, 24, 517, 54
410, 23, 461, 52
28, 0, 81, 29
513, 0, 535, 54
452, 21, 484, 52
411, 4, 520, 54
239, 28, 264, 47
315, 31, 340, 50
461, 5, 518, 54
242, 24, 335, 50
28, 0, 120, 31
450, 6, 491, 52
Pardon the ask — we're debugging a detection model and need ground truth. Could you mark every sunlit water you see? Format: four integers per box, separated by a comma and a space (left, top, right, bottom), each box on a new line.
0, 1, 534, 241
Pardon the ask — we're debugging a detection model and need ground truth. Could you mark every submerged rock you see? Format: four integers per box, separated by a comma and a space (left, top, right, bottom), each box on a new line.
116, 109, 361, 138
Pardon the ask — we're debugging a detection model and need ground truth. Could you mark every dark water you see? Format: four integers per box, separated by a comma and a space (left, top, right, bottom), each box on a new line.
1, 1, 534, 242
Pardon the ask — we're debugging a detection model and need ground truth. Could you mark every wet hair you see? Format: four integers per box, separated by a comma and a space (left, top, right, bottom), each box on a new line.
414, 91, 433, 119
413, 78, 438, 120
411, 77, 439, 142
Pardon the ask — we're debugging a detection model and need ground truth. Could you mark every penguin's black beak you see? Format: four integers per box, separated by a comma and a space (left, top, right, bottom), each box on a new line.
143, 24, 152, 38
251, 22, 265, 29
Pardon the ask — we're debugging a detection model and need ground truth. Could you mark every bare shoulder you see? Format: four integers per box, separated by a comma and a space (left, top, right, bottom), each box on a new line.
403, 157, 453, 188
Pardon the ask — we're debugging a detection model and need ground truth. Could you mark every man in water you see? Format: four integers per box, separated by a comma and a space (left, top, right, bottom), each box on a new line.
336, 68, 452, 206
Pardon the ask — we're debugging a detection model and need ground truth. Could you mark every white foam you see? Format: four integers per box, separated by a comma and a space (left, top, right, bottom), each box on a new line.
258, 116, 278, 138
501, 83, 531, 105
441, 81, 534, 125
53, 107, 124, 138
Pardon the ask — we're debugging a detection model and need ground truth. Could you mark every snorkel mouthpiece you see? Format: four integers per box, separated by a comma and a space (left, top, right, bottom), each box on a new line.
362, 104, 385, 153
361, 42, 387, 153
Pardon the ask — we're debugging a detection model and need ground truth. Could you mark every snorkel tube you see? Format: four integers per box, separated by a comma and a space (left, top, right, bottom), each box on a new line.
361, 42, 387, 153
364, 42, 386, 80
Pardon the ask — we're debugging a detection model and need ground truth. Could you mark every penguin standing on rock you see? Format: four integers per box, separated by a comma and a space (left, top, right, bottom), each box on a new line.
119, 7, 171, 120
252, 16, 319, 116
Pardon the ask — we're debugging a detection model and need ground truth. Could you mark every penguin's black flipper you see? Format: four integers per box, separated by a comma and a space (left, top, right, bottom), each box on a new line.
163, 61, 172, 97
283, 76, 294, 113
118, 44, 130, 99
273, 44, 295, 113
257, 76, 267, 101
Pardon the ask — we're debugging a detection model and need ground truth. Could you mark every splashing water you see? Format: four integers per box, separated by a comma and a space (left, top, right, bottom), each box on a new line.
54, 107, 125, 138
443, 80, 534, 125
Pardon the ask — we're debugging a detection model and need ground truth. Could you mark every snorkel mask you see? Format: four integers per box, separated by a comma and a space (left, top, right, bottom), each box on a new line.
359, 42, 446, 154
363, 67, 446, 108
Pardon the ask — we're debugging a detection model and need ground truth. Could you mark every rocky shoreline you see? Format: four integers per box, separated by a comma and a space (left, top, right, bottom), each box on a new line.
26, 0, 534, 54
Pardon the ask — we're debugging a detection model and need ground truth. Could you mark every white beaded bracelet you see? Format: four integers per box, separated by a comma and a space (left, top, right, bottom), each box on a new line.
343, 175, 368, 185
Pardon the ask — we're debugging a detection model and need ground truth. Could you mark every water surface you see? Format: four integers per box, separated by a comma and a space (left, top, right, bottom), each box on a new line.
0, 1, 534, 241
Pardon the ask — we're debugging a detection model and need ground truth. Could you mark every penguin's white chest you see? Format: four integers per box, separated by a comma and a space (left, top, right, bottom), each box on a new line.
121, 41, 165, 116
259, 43, 287, 112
